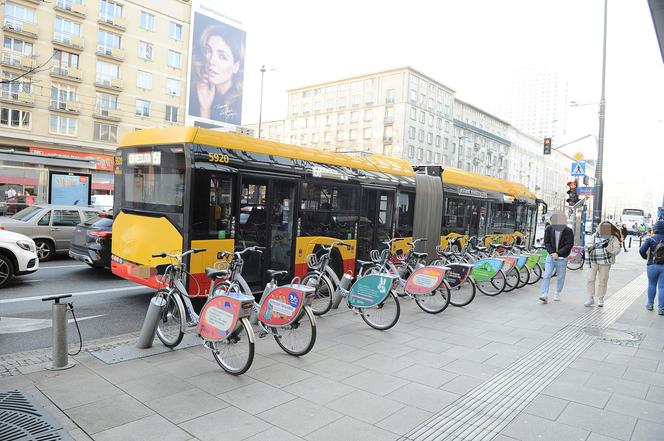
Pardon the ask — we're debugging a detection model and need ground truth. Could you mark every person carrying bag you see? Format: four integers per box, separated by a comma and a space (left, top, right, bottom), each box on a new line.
585, 222, 622, 307
640, 220, 664, 315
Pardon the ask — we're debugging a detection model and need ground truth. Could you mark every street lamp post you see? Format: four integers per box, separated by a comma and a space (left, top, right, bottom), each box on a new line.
257, 65, 266, 139
594, 0, 608, 227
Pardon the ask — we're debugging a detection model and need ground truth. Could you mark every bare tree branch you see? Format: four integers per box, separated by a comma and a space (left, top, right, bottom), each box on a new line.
0, 54, 54, 84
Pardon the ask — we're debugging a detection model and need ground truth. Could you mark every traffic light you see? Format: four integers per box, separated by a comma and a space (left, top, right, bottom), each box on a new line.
566, 180, 579, 206
543, 138, 552, 155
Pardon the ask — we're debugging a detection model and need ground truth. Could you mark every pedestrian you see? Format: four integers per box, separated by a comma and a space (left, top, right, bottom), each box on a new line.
620, 224, 629, 252
639, 220, 664, 315
539, 211, 575, 303
584, 222, 622, 307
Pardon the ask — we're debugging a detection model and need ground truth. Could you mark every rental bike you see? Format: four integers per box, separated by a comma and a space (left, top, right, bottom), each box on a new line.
300, 241, 351, 316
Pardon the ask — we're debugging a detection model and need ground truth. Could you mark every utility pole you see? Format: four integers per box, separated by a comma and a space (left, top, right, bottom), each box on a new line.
593, 0, 608, 227
257, 65, 266, 139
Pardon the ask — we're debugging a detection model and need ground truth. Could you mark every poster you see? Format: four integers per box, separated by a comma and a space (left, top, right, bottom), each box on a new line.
49, 172, 90, 206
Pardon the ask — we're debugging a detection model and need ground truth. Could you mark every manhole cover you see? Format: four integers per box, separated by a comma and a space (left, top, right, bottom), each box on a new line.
583, 327, 643, 346
0, 389, 72, 440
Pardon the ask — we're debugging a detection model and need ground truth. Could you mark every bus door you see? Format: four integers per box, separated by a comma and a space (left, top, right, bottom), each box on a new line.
468, 200, 487, 237
267, 179, 297, 281
358, 188, 394, 260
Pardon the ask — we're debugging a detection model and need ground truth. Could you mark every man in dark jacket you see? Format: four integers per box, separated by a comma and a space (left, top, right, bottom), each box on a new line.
640, 220, 664, 314
539, 211, 575, 303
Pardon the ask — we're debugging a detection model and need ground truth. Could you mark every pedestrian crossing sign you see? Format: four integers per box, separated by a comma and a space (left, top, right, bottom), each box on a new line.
571, 161, 586, 176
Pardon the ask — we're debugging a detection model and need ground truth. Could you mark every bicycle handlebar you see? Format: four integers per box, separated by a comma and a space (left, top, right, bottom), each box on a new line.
151, 248, 207, 259
321, 241, 352, 251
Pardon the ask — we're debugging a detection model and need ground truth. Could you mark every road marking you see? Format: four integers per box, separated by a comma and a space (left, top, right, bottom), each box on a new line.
38, 264, 88, 270
0, 314, 105, 334
0, 286, 151, 305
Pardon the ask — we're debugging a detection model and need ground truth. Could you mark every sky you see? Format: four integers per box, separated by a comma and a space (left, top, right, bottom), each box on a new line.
218, 0, 664, 207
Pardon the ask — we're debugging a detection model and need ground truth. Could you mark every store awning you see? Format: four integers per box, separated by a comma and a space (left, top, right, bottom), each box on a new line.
0, 176, 38, 186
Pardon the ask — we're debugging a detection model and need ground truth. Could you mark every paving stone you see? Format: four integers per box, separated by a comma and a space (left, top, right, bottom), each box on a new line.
438, 374, 483, 395
117, 371, 193, 402
149, 355, 219, 379
398, 348, 457, 368
645, 384, 664, 403
244, 427, 304, 441
305, 415, 398, 441
441, 358, 503, 380
584, 373, 649, 399
605, 393, 664, 423
386, 382, 459, 413
363, 340, 416, 358
342, 369, 409, 396
604, 353, 660, 371
405, 337, 455, 353
317, 343, 373, 362
146, 388, 229, 424
258, 398, 343, 437
38, 375, 124, 410
635, 348, 664, 362
354, 353, 415, 374
622, 367, 664, 387
555, 367, 593, 385
180, 407, 269, 440
218, 381, 295, 414
375, 405, 432, 436
501, 413, 588, 441
247, 364, 313, 388
93, 359, 156, 384
443, 346, 495, 363
585, 432, 622, 441
522, 394, 569, 421
485, 353, 521, 369
67, 394, 154, 434
327, 390, 403, 424
94, 414, 191, 441
630, 418, 664, 441
330, 331, 380, 348
542, 380, 611, 408
184, 368, 256, 395
569, 357, 627, 378
282, 375, 354, 405
557, 402, 637, 440
394, 363, 457, 388
302, 357, 365, 381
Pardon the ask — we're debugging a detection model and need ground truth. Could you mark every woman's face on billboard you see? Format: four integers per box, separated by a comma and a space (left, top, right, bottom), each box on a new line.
203, 35, 239, 87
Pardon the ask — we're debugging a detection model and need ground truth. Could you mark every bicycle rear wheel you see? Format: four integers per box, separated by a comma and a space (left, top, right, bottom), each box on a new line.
302, 272, 333, 316
360, 291, 400, 330
503, 267, 519, 292
527, 263, 542, 285
272, 305, 317, 356
415, 282, 451, 314
517, 265, 530, 288
211, 317, 255, 375
156, 290, 185, 348
449, 278, 476, 307
475, 270, 506, 296
567, 253, 585, 270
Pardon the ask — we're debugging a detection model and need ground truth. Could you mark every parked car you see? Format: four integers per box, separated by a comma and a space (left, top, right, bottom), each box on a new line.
69, 212, 113, 268
0, 205, 101, 261
0, 229, 38, 287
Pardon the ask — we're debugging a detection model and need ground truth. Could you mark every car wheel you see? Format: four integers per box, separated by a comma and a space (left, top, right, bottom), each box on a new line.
0, 254, 15, 287
35, 239, 54, 261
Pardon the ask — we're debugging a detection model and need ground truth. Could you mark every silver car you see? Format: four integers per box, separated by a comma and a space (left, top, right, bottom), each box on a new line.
0, 205, 101, 261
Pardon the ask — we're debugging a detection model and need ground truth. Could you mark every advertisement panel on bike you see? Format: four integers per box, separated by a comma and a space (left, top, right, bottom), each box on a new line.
470, 259, 503, 282
445, 263, 473, 288
258, 285, 313, 327
404, 266, 447, 296
198, 292, 253, 341
348, 274, 396, 308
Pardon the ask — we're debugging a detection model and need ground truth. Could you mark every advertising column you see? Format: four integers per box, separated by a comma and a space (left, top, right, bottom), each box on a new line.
185, 0, 246, 130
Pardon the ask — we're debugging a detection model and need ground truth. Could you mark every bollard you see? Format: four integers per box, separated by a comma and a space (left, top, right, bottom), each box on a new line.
136, 296, 166, 349
41, 294, 75, 371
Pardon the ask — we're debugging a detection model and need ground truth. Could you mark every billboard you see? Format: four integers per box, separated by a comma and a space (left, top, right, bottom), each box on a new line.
186, 1, 246, 129
29, 147, 114, 171
49, 172, 91, 206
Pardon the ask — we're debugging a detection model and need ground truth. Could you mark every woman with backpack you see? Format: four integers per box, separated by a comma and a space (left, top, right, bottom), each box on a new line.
639, 220, 664, 315
584, 222, 622, 307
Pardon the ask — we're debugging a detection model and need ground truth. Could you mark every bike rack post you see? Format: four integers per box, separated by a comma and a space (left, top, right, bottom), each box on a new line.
136, 296, 166, 349
41, 294, 75, 371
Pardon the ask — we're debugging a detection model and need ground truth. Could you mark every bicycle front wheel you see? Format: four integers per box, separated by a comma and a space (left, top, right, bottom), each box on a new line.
156, 290, 185, 348
449, 278, 476, 307
527, 263, 542, 285
302, 272, 333, 316
360, 291, 400, 330
517, 265, 530, 288
211, 317, 255, 375
503, 267, 519, 292
272, 305, 317, 356
567, 253, 585, 270
475, 270, 506, 296
415, 282, 451, 314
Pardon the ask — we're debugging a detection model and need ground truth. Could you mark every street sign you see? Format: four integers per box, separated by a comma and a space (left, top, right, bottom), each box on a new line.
571, 161, 587, 176
576, 186, 595, 196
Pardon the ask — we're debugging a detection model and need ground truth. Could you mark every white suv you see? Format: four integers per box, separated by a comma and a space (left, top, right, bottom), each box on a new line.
0, 229, 38, 287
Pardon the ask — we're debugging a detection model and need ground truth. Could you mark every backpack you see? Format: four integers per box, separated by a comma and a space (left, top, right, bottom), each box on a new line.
653, 241, 664, 264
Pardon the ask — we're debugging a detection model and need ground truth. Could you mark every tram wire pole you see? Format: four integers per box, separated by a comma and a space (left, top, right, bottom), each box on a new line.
257, 65, 266, 139
593, 0, 608, 228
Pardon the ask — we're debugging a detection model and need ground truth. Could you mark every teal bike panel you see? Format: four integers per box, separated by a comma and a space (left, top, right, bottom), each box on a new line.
348, 274, 395, 308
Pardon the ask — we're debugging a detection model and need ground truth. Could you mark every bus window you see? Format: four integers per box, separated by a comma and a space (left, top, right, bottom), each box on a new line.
489, 203, 516, 233
396, 191, 415, 237
377, 191, 394, 241
192, 173, 234, 240
442, 197, 467, 235
299, 182, 359, 240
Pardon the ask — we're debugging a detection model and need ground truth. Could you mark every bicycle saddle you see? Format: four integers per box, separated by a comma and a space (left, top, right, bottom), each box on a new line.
412, 252, 428, 259
356, 259, 374, 267
267, 269, 288, 280
442, 252, 456, 258
476, 245, 487, 251
205, 268, 228, 279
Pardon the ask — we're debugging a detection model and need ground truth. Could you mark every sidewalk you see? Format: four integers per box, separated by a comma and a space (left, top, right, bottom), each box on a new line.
1, 248, 662, 441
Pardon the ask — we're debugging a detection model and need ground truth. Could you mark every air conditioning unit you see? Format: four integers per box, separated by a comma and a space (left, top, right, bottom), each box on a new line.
167, 90, 177, 96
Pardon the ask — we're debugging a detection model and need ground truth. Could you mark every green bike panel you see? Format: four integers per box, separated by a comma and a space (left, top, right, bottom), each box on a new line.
471, 259, 504, 282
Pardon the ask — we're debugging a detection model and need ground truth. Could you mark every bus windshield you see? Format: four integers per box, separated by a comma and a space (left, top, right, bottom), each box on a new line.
121, 145, 185, 213
622, 209, 644, 217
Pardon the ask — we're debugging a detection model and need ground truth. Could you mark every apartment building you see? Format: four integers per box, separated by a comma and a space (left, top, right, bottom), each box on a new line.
0, 0, 191, 199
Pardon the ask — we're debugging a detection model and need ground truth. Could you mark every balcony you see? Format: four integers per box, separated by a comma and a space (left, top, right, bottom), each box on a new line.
50, 65, 82, 82
1, 51, 37, 71
3, 19, 38, 39
93, 107, 121, 122
383, 136, 393, 143
54, 0, 86, 18
95, 76, 123, 91
96, 45, 124, 61
0, 90, 35, 106
384, 116, 394, 124
52, 32, 84, 51
50, 100, 80, 114
98, 14, 126, 31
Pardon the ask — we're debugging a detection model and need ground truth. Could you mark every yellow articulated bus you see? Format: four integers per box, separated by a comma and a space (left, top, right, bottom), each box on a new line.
111, 127, 543, 296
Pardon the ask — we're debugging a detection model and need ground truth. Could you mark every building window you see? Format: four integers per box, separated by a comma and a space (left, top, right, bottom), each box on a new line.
427, 132, 433, 145
140, 11, 155, 31
409, 107, 416, 120
408, 146, 415, 158
408, 126, 415, 139
166, 78, 180, 96
386, 89, 396, 104
417, 148, 423, 160
428, 114, 434, 127
314, 101, 321, 112
0, 107, 30, 128
350, 111, 359, 123
384, 107, 394, 123
434, 152, 441, 163
338, 96, 347, 108
384, 126, 393, 140
363, 109, 373, 121
137, 70, 152, 89
98, 30, 121, 52
168, 21, 182, 41
3, 37, 33, 59
363, 127, 372, 139
165, 105, 178, 122
54, 16, 81, 44
302, 102, 310, 113
325, 115, 332, 126
49, 114, 77, 136
325, 99, 334, 110
5, 2, 36, 25
349, 129, 357, 141
429, 97, 434, 109
94, 122, 117, 142
99, 0, 122, 20
135, 99, 150, 117
418, 129, 424, 142
419, 111, 425, 124
445, 120, 450, 132
444, 138, 449, 149
50, 83, 77, 108
365, 92, 375, 103
95, 60, 119, 84
435, 135, 441, 148
290, 119, 295, 129
336, 130, 345, 141
290, 135, 296, 143
138, 41, 153, 60
351, 95, 360, 106
96, 92, 117, 112
426, 150, 432, 163
337, 113, 345, 124
409, 89, 417, 103
167, 50, 181, 68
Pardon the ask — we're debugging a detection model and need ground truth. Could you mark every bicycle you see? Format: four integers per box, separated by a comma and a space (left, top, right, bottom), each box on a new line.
208, 246, 318, 359
151, 248, 257, 375
300, 241, 351, 316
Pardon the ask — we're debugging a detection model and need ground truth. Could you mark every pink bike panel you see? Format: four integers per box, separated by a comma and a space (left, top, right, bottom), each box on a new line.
405, 266, 447, 296
568, 246, 582, 261
497, 256, 516, 272
258, 287, 304, 327
197, 296, 241, 342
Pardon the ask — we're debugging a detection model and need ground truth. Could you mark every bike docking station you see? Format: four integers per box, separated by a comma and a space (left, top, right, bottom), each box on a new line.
41, 294, 76, 371
136, 295, 166, 349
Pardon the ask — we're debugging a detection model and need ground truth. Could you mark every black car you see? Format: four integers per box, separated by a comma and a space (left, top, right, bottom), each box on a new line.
69, 212, 113, 268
